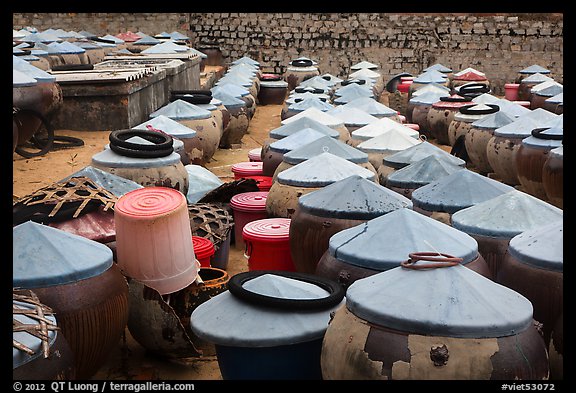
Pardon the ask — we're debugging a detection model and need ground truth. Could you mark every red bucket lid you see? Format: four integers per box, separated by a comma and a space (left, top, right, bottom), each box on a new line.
242, 218, 291, 242
232, 161, 264, 176
115, 187, 186, 218
192, 236, 215, 258
400, 76, 415, 82
230, 191, 269, 212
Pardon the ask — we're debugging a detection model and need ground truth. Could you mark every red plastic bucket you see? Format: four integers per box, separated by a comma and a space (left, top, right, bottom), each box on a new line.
245, 175, 273, 191
397, 83, 411, 93
192, 236, 215, 267
248, 148, 262, 162
504, 83, 520, 101
230, 192, 269, 250
232, 162, 264, 180
242, 218, 295, 271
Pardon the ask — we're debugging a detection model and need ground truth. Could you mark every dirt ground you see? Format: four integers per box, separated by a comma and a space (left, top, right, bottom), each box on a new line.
12, 100, 283, 381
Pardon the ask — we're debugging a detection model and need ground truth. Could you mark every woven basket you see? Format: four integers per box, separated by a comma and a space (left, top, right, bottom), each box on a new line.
187, 203, 234, 251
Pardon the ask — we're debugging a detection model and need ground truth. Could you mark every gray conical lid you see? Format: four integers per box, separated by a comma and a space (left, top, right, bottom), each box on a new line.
133, 34, 160, 45
92, 143, 181, 168
270, 117, 340, 140
79, 30, 98, 39
522, 126, 562, 149
411, 169, 515, 214
386, 155, 464, 189
411, 83, 451, 97
21, 31, 61, 43
352, 117, 420, 141
149, 99, 211, 120
231, 56, 260, 66
494, 109, 559, 137
227, 65, 258, 78
211, 83, 250, 97
216, 74, 253, 88
453, 103, 499, 122
189, 48, 207, 58
341, 97, 398, 117
328, 208, 480, 268
141, 41, 190, 54
277, 152, 376, 187
383, 141, 465, 169
349, 68, 381, 80
281, 108, 345, 129
59, 165, 143, 197
520, 72, 554, 84
534, 83, 563, 97
298, 174, 412, 219
32, 42, 60, 54
285, 92, 330, 105
190, 273, 342, 347
545, 92, 563, 104
134, 115, 197, 139
357, 129, 422, 154
412, 70, 447, 84
13, 55, 56, 83
472, 93, 502, 104
283, 136, 368, 165
409, 90, 450, 105
496, 99, 532, 118
451, 190, 563, 238
423, 63, 453, 73
334, 82, 373, 97
13, 69, 37, 87
52, 41, 85, 53
508, 220, 563, 272
13, 222, 114, 288
471, 111, 516, 130
288, 96, 334, 112
211, 90, 246, 108
519, 65, 551, 75
350, 60, 379, 70
321, 73, 343, 85
549, 145, 563, 158
170, 31, 190, 41
327, 106, 379, 126
269, 128, 332, 153
345, 263, 534, 338
299, 75, 334, 89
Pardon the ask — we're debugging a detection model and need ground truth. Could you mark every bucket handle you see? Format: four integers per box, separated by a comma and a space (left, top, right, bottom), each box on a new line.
244, 240, 253, 260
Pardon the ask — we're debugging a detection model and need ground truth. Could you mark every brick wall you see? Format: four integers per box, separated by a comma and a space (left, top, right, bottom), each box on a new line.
13, 13, 563, 95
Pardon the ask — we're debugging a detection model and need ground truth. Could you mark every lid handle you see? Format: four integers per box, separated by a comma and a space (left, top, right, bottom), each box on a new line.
400, 252, 462, 270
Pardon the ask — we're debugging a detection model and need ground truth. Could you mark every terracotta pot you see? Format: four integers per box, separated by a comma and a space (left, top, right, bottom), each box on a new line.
548, 313, 563, 380
447, 103, 499, 147
542, 146, 563, 208
426, 95, 473, 146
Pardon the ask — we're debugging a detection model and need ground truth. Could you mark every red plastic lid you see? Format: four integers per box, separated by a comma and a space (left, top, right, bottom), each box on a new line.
230, 191, 269, 212
405, 123, 420, 131
397, 83, 410, 93
248, 148, 262, 161
505, 83, 520, 88
453, 71, 487, 81
232, 161, 264, 176
243, 218, 291, 242
192, 236, 215, 258
400, 76, 415, 82
115, 187, 186, 217
432, 95, 473, 109
245, 175, 273, 191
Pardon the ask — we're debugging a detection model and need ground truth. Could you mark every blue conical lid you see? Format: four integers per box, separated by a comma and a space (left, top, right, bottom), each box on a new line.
100, 34, 125, 44
411, 169, 515, 214
321, 73, 344, 85
520, 72, 554, 84
59, 165, 143, 197
211, 90, 246, 108
386, 155, 464, 189
357, 129, 422, 154
298, 175, 412, 219
155, 31, 172, 38
270, 116, 340, 139
227, 64, 258, 77
13, 55, 56, 83
216, 74, 252, 88
133, 34, 160, 45
451, 190, 563, 238
334, 81, 372, 96
341, 96, 398, 117
494, 109, 559, 137
211, 83, 250, 97
328, 208, 480, 269
92, 143, 181, 168
423, 63, 453, 73
351, 117, 420, 141
170, 31, 190, 41
79, 30, 98, 39
13, 69, 37, 87
50, 41, 85, 54
519, 65, 551, 75
32, 42, 60, 54
350, 60, 379, 70
471, 111, 516, 130
545, 92, 563, 104
277, 152, 376, 187
383, 141, 465, 169
190, 273, 341, 347
283, 135, 368, 165
495, 99, 532, 118
269, 128, 332, 153
21, 31, 61, 43
412, 70, 447, 84
409, 90, 450, 105
472, 93, 502, 104
327, 106, 379, 126
141, 41, 190, 54
149, 99, 211, 120
298, 75, 334, 89
508, 220, 563, 272
75, 41, 102, 50
288, 96, 334, 112
345, 263, 534, 338
13, 222, 114, 288
281, 108, 345, 129
411, 83, 451, 97
285, 92, 330, 105
134, 115, 197, 139
231, 56, 260, 67
521, 126, 562, 149
534, 83, 563, 97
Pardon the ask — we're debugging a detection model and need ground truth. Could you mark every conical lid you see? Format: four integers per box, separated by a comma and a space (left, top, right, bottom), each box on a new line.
13, 222, 114, 288
270, 116, 340, 140
134, 115, 197, 139
190, 272, 342, 347
350, 60, 379, 70
328, 208, 480, 269
341, 96, 398, 117
141, 41, 190, 54
133, 34, 160, 45
277, 152, 376, 187
545, 92, 563, 104
298, 75, 333, 88
13, 55, 56, 83
453, 103, 500, 122
522, 126, 563, 149
48, 41, 85, 54
357, 129, 422, 154
13, 69, 37, 87
412, 70, 447, 84
170, 31, 190, 41
320, 73, 343, 85
508, 220, 563, 272
495, 99, 532, 118
281, 108, 345, 129
211, 90, 246, 108
334, 82, 373, 97
59, 166, 143, 197
411, 169, 515, 214
472, 93, 502, 104
283, 135, 368, 165
471, 111, 516, 130
288, 96, 334, 112
409, 90, 450, 105
453, 67, 486, 77
519, 64, 551, 74
269, 128, 332, 153
216, 74, 252, 88
423, 63, 452, 73
298, 175, 412, 219
285, 92, 330, 105
534, 83, 563, 97
327, 106, 379, 126
231, 56, 260, 66
92, 143, 181, 168
383, 141, 465, 169
520, 72, 554, 84
493, 108, 559, 137
386, 155, 464, 189
149, 99, 212, 120
451, 190, 563, 238
453, 71, 488, 81
352, 117, 420, 141
411, 83, 450, 97
549, 145, 563, 158
211, 83, 250, 97
345, 263, 534, 338
349, 68, 381, 79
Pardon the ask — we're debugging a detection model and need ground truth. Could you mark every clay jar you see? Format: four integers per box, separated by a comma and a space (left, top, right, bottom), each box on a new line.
408, 90, 450, 139
265, 152, 376, 218
450, 70, 490, 90
405, 83, 450, 123
258, 75, 288, 105
211, 90, 249, 148
451, 189, 563, 279
171, 91, 225, 140
13, 222, 129, 379
290, 175, 412, 275
516, 126, 563, 200
542, 145, 563, 208
530, 82, 563, 111
486, 109, 560, 185
212, 83, 256, 120
284, 58, 320, 91
320, 260, 548, 380
517, 72, 554, 102
465, 111, 516, 175
543, 93, 563, 115
281, 96, 334, 121
447, 103, 499, 147
496, 220, 563, 347
426, 94, 474, 146
315, 208, 492, 288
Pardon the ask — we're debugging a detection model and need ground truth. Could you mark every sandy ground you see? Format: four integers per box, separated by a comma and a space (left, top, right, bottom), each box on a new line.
12, 102, 284, 381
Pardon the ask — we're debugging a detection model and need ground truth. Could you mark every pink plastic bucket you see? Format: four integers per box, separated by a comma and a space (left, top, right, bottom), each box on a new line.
232, 161, 264, 180
230, 191, 269, 250
504, 83, 520, 101
248, 148, 262, 162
